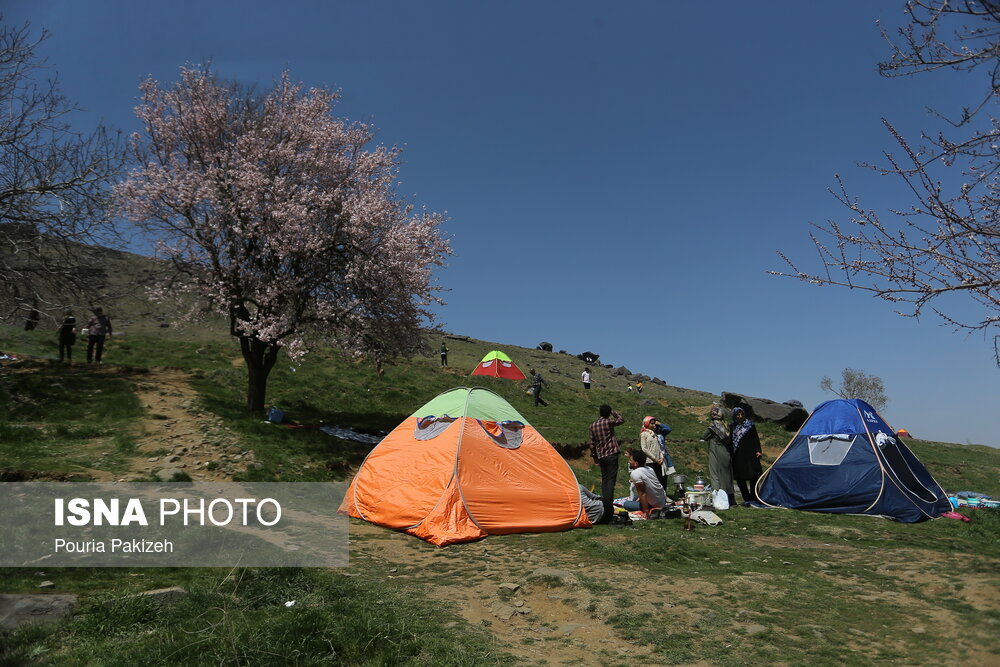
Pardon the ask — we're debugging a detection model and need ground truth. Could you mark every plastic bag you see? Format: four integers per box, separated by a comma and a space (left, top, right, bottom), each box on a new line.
711, 488, 730, 510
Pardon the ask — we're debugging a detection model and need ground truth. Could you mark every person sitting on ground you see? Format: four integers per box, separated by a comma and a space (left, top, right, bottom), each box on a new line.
635, 380, 644, 393
626, 382, 634, 392
578, 484, 604, 525
622, 448, 668, 515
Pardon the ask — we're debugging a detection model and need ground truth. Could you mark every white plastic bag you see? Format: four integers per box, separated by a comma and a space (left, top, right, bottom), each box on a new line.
711, 488, 730, 510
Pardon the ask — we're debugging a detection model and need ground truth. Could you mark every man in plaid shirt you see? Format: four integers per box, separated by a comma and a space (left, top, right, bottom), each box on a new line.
589, 404, 624, 523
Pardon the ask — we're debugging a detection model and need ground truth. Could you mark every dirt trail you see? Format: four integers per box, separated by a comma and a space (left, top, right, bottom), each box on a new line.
347, 521, 721, 666
124, 367, 259, 481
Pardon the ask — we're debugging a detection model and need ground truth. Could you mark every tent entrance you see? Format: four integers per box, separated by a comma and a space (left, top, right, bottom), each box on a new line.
878, 439, 939, 503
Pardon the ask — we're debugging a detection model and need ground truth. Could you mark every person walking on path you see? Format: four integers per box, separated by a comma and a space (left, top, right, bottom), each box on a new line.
701, 406, 735, 507
581, 367, 591, 390
589, 404, 625, 523
730, 407, 763, 506
85, 307, 112, 364
58, 310, 76, 362
528, 368, 548, 407
439, 341, 448, 367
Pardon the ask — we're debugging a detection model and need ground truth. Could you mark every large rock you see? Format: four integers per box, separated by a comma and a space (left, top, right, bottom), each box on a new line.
612, 366, 631, 377
0, 594, 77, 629
577, 351, 600, 364
135, 586, 188, 605
722, 392, 808, 430
537, 341, 553, 352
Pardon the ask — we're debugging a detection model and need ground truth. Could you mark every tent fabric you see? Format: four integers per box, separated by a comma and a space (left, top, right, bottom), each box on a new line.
755, 399, 950, 522
471, 350, 526, 380
339, 386, 589, 545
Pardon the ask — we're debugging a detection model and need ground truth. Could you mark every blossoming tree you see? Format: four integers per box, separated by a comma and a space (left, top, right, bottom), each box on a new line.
117, 67, 450, 411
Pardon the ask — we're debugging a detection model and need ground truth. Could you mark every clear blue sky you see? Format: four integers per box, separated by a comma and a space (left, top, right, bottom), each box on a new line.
7, 1, 997, 447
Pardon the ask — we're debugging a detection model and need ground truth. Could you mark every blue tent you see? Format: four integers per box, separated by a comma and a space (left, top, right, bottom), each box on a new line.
756, 399, 950, 522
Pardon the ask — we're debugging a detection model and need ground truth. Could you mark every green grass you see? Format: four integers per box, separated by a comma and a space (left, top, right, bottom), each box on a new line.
1, 323, 998, 666
0, 568, 511, 666
0, 359, 144, 477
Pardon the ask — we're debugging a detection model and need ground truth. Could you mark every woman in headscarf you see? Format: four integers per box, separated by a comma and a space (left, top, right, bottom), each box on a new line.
701, 406, 735, 507
640, 416, 667, 488
730, 407, 763, 506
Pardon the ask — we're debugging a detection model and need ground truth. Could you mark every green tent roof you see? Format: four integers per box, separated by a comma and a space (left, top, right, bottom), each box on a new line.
414, 387, 529, 424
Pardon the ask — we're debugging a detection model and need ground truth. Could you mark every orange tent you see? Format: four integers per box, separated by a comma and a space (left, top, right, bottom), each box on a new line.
339, 386, 589, 546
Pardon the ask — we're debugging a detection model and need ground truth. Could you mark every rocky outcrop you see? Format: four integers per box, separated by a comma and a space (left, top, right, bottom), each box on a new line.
537, 341, 553, 352
577, 351, 600, 364
722, 392, 808, 431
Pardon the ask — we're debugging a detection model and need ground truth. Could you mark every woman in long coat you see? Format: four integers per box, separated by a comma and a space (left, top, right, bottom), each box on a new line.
701, 406, 734, 507
730, 407, 763, 506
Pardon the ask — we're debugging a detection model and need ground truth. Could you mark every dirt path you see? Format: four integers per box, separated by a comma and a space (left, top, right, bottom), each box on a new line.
346, 521, 724, 666
125, 367, 259, 482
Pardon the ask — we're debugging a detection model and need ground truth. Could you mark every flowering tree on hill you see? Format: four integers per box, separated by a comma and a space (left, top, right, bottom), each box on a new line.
117, 67, 450, 411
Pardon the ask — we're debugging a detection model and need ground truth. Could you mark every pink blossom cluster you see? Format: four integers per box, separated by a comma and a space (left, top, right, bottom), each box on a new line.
116, 67, 450, 362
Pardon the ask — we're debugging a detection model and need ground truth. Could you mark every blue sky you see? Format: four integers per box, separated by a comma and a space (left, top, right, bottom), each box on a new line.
7, 1, 997, 447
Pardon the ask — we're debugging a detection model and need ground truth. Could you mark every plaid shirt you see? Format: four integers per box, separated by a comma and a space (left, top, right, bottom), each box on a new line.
589, 411, 624, 460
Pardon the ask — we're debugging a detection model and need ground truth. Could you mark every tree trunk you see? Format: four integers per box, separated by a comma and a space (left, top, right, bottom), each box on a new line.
240, 335, 280, 413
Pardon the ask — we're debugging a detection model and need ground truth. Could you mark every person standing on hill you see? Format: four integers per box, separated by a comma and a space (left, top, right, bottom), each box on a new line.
581, 367, 591, 390
439, 341, 448, 367
702, 406, 735, 508
57, 310, 76, 362
589, 404, 625, 523
85, 307, 112, 364
730, 407, 763, 506
528, 368, 548, 407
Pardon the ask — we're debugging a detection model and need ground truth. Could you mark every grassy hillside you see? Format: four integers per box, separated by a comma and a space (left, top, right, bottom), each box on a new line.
1, 323, 998, 665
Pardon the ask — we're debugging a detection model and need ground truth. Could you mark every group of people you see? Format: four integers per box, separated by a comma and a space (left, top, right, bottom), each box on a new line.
701, 405, 763, 508
583, 402, 764, 524
55, 307, 114, 364
585, 404, 677, 523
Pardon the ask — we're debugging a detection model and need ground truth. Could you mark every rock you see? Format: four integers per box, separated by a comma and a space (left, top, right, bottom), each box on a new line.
537, 342, 553, 352
0, 594, 77, 629
516, 607, 532, 615
491, 603, 516, 620
514, 600, 524, 607
577, 351, 600, 364
528, 568, 576, 586
641, 400, 657, 406
155, 467, 184, 482
612, 366, 631, 377
498, 583, 520, 593
167, 455, 181, 463
136, 586, 187, 604
558, 623, 587, 636
722, 392, 808, 430
37, 581, 55, 589
147, 457, 159, 462
745, 624, 768, 635
783, 399, 804, 408
652, 377, 667, 386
